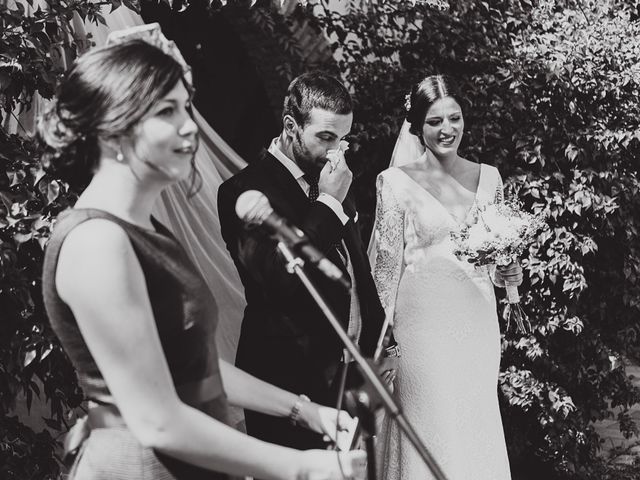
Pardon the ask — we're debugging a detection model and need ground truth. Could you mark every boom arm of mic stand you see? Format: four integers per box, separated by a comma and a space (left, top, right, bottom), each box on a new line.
373, 314, 392, 362
276, 242, 449, 480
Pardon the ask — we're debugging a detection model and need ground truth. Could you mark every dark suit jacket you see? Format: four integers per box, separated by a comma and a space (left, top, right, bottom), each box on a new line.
217, 151, 385, 449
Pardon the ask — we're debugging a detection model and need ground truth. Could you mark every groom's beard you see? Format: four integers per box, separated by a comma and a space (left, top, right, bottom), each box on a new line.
291, 131, 326, 177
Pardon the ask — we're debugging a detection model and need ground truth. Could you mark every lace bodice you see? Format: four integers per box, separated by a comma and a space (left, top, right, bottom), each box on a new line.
371, 164, 504, 322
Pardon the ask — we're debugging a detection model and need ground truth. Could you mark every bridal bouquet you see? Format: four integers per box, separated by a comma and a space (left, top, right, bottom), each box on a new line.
451, 200, 546, 334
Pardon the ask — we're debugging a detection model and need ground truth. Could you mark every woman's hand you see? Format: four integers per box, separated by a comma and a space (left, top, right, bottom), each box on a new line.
379, 355, 399, 393
299, 401, 353, 442
495, 261, 523, 286
294, 449, 367, 480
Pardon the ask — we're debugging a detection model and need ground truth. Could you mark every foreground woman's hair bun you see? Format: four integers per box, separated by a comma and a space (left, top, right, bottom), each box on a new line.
37, 39, 185, 188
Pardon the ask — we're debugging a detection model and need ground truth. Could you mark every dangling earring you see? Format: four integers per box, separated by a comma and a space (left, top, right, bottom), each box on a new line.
116, 150, 124, 163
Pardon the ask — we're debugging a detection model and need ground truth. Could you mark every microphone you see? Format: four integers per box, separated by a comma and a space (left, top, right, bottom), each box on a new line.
235, 190, 351, 290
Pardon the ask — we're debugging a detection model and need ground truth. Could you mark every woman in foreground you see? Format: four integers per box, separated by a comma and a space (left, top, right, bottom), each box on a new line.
40, 34, 364, 480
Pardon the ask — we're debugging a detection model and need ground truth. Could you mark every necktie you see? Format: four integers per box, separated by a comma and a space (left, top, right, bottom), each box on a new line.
304, 174, 320, 202
303, 174, 348, 265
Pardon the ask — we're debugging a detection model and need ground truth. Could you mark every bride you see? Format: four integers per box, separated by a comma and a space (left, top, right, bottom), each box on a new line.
371, 75, 522, 480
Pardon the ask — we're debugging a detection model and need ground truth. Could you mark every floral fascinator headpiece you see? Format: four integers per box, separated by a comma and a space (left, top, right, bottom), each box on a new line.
404, 92, 412, 112
105, 23, 193, 88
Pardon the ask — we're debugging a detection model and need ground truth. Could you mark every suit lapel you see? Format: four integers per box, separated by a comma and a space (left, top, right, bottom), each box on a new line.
340, 197, 382, 349
257, 152, 310, 218
342, 217, 365, 278
258, 154, 370, 288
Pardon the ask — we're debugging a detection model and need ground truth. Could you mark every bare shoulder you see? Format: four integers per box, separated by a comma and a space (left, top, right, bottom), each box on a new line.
378, 163, 412, 182
394, 162, 428, 186
458, 157, 482, 174
60, 218, 131, 259
453, 157, 482, 184
56, 219, 135, 302
397, 160, 426, 176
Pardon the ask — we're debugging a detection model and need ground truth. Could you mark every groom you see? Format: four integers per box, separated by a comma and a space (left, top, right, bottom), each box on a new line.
218, 72, 388, 450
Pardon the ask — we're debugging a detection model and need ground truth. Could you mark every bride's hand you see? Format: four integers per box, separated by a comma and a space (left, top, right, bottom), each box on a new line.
294, 449, 367, 480
378, 356, 398, 392
496, 261, 523, 286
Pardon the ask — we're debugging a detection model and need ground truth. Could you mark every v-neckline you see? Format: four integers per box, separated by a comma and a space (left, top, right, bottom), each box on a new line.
395, 163, 484, 224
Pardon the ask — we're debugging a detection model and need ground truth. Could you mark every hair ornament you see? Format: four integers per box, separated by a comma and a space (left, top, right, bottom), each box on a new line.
404, 92, 412, 112
38, 100, 78, 150
105, 23, 193, 88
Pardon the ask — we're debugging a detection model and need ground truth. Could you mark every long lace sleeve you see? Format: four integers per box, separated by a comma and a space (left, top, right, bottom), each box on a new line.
371, 173, 405, 324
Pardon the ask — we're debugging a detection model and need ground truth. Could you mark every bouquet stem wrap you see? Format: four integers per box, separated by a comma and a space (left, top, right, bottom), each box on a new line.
503, 282, 531, 334
505, 283, 520, 303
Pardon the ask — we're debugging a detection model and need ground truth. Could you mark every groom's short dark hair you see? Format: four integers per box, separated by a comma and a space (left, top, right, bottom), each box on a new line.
283, 71, 352, 127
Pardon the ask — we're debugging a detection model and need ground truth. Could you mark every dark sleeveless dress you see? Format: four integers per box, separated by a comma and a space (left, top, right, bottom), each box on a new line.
42, 208, 232, 479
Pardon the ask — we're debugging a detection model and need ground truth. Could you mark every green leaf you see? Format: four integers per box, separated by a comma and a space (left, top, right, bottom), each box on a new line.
46, 180, 60, 205
23, 349, 37, 367
42, 417, 61, 430
32, 167, 46, 186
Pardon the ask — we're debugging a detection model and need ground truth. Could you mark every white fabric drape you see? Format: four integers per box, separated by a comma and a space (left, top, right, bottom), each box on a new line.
388, 120, 426, 169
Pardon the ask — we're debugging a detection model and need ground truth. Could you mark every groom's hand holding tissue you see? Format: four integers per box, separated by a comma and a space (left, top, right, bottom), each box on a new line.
320, 142, 352, 203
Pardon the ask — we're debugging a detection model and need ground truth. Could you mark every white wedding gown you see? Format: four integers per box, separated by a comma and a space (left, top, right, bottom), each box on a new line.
372, 163, 512, 480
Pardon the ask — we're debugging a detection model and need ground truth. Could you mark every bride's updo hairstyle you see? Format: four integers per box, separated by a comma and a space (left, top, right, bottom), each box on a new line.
38, 40, 184, 187
405, 75, 464, 144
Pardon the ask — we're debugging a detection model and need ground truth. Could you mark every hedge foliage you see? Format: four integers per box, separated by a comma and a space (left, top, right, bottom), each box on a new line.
309, 0, 640, 477
2, 0, 640, 478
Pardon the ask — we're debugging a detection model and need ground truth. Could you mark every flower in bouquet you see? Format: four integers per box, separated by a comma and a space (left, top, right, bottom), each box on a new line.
451, 199, 546, 334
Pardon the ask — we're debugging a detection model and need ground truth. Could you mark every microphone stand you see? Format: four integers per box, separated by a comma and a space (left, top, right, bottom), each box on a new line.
276, 242, 448, 480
